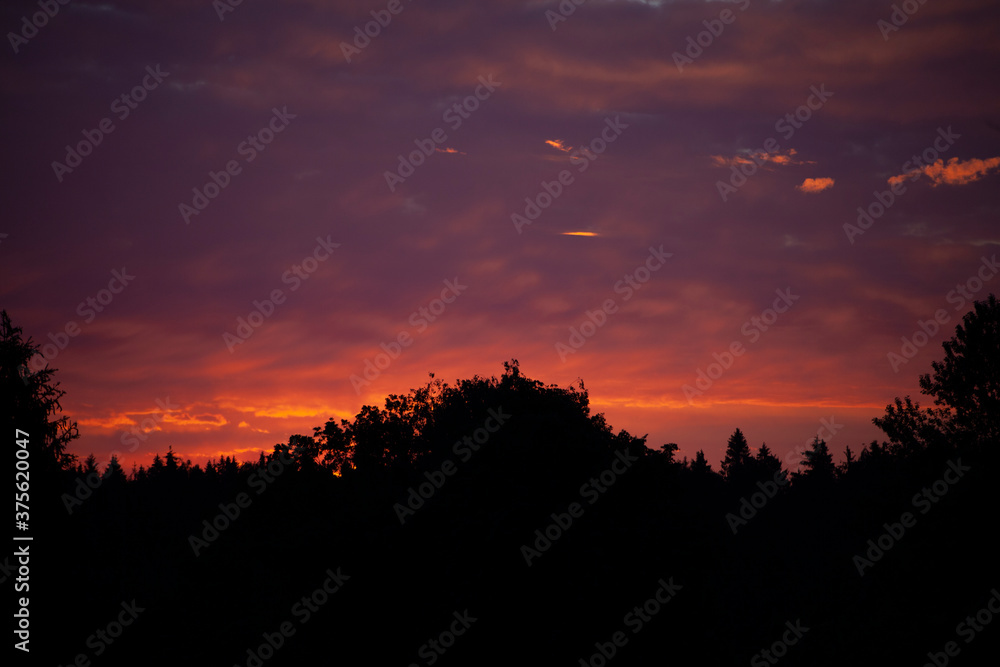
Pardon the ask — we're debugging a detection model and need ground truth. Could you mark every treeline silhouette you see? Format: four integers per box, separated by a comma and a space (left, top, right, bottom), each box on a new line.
3, 297, 999, 666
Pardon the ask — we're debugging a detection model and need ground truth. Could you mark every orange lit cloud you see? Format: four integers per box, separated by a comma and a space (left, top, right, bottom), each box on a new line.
435, 147, 466, 155
796, 177, 835, 193
546, 139, 573, 152
162, 412, 228, 428
238, 421, 271, 434
711, 148, 813, 168
562, 231, 599, 237
890, 156, 1000, 187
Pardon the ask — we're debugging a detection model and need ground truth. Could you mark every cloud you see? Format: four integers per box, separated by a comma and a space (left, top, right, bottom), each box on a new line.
546, 139, 573, 152
889, 156, 1000, 187
711, 148, 813, 169
162, 413, 228, 428
796, 177, 835, 194
923, 157, 1000, 186
238, 421, 270, 434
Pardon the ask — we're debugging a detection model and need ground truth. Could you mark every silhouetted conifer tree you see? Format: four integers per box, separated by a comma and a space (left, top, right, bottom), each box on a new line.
754, 442, 784, 481
1, 310, 79, 471
691, 449, 712, 474
792, 436, 836, 484
721, 428, 753, 483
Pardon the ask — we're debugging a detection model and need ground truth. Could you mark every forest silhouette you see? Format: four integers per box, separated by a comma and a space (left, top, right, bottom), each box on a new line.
2, 296, 999, 666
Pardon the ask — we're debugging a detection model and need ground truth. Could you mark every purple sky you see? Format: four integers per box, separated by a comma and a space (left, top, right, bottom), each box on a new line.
3, 0, 999, 472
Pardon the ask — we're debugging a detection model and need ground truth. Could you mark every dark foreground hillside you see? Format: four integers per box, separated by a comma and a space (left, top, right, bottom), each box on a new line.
5, 298, 1000, 666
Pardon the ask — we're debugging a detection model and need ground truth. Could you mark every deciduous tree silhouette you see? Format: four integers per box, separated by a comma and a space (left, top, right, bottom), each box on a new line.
874, 294, 999, 448
314, 418, 352, 474
918, 293, 999, 445
658, 442, 679, 464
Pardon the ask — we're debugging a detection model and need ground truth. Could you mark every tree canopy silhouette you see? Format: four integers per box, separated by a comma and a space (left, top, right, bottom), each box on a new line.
874, 293, 999, 448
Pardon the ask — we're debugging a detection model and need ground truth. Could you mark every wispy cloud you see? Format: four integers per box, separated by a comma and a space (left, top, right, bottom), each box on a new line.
711, 148, 813, 169
889, 156, 1000, 187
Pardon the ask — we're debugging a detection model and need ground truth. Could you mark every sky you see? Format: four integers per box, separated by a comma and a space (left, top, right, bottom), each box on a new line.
3, 0, 999, 473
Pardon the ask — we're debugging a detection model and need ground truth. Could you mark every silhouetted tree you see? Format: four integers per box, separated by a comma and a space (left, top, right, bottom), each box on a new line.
658, 443, 679, 464
289, 433, 321, 472
792, 436, 836, 484
691, 449, 712, 474
314, 418, 352, 474
873, 396, 947, 453
754, 442, 784, 481
839, 445, 855, 477
875, 294, 999, 448
82, 453, 100, 477
149, 453, 165, 478
1, 310, 78, 471
104, 454, 127, 487
721, 428, 753, 483
918, 293, 999, 444
165, 446, 180, 475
